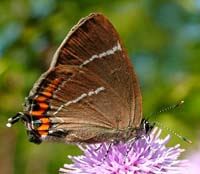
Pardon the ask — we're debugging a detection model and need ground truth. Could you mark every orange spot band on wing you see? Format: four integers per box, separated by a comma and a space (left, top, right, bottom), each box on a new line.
42, 91, 52, 97
31, 110, 44, 116
45, 86, 54, 92
36, 95, 48, 102
38, 130, 48, 136
48, 81, 59, 88
39, 79, 61, 99
41, 118, 50, 124
39, 102, 49, 109
37, 124, 50, 131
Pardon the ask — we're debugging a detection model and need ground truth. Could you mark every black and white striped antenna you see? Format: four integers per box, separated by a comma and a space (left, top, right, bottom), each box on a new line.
148, 100, 192, 144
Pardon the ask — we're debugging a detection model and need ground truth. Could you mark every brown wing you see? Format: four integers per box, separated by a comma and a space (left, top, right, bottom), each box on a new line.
50, 13, 142, 128
25, 13, 142, 143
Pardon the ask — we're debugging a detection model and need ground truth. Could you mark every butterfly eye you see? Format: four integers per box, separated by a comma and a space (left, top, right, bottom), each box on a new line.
141, 119, 150, 134
144, 121, 150, 133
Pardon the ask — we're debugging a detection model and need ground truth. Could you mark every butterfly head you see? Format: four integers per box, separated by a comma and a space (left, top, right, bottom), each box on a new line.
136, 119, 155, 138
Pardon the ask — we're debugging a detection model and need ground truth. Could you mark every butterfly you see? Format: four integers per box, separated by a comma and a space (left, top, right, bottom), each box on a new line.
7, 13, 152, 144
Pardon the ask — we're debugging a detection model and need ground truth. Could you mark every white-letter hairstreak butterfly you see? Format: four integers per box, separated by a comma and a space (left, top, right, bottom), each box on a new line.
7, 13, 153, 144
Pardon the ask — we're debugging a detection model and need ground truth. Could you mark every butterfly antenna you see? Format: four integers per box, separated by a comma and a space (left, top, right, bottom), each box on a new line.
156, 100, 185, 116
147, 100, 192, 144
154, 121, 192, 144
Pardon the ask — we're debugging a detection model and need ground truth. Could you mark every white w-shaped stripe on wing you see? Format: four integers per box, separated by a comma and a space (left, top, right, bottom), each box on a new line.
53, 86, 105, 115
80, 41, 121, 68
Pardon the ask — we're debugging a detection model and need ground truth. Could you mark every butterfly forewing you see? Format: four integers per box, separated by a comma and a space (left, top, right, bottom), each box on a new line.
51, 13, 142, 128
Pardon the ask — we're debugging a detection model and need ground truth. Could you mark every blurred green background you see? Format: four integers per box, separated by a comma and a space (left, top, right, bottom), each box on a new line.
0, 0, 199, 173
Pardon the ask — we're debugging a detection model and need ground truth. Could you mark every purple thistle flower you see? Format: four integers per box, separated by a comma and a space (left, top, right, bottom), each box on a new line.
182, 142, 200, 174
60, 128, 188, 174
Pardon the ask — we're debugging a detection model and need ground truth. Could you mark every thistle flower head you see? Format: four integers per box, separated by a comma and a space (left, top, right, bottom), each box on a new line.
183, 142, 200, 174
60, 128, 188, 174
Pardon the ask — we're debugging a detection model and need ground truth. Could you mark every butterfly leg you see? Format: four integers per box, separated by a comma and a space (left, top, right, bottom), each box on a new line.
97, 141, 115, 166
94, 143, 104, 151
123, 138, 137, 163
